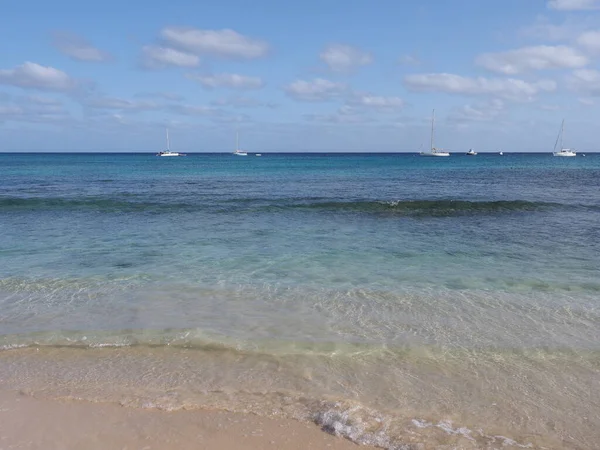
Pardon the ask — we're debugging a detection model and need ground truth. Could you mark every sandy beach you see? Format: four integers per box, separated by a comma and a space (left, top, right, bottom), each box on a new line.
0, 390, 371, 450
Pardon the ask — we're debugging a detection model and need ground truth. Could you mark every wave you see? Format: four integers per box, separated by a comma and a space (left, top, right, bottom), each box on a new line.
3, 328, 598, 358
271, 199, 564, 217
0, 195, 578, 217
0, 328, 391, 356
0, 196, 197, 213
0, 334, 559, 449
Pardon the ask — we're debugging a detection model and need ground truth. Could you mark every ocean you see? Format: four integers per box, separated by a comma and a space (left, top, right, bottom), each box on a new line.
1, 152, 599, 449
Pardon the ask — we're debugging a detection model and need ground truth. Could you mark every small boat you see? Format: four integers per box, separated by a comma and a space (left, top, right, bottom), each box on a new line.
157, 128, 185, 157
499, 151, 503, 156
420, 109, 450, 157
466, 148, 477, 156
233, 132, 247, 156
255, 153, 262, 157
553, 119, 576, 157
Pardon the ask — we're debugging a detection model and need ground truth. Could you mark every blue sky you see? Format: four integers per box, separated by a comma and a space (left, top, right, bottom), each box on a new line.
1, 0, 600, 152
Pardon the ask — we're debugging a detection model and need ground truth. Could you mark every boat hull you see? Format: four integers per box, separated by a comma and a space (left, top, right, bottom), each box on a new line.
553, 152, 576, 157
420, 152, 450, 157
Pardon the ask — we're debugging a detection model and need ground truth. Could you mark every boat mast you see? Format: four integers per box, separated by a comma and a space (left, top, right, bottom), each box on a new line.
236, 131, 239, 151
430, 109, 435, 151
561, 119, 564, 150
166, 128, 170, 151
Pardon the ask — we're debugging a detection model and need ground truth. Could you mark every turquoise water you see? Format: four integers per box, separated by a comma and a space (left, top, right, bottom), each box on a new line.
1, 152, 600, 448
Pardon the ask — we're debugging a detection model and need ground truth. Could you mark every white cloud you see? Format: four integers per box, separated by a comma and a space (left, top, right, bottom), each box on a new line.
141, 45, 200, 68
476, 45, 588, 74
404, 73, 556, 100
579, 97, 595, 105
348, 94, 404, 110
160, 27, 269, 59
319, 44, 372, 72
284, 78, 346, 101
186, 73, 264, 89
568, 68, 600, 95
548, 0, 600, 10
0, 62, 78, 91
52, 32, 112, 62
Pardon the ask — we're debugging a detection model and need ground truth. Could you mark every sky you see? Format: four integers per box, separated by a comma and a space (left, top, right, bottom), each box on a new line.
2, 0, 600, 152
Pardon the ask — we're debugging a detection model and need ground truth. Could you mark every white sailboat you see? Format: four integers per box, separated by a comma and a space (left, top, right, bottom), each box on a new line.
156, 128, 184, 157
233, 132, 247, 156
553, 119, 576, 157
420, 109, 450, 157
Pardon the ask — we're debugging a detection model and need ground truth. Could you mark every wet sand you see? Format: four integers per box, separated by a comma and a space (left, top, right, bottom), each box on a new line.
0, 390, 369, 450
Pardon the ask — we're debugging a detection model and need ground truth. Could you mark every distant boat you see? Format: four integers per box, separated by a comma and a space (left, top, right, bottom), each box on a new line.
255, 153, 262, 157
553, 119, 576, 157
466, 148, 477, 156
420, 109, 450, 157
233, 132, 247, 156
156, 128, 185, 157
499, 151, 504, 156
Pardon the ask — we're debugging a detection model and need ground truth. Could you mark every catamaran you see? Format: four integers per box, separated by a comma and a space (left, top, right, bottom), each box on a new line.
420, 109, 450, 157
233, 132, 247, 156
553, 119, 576, 157
156, 128, 184, 157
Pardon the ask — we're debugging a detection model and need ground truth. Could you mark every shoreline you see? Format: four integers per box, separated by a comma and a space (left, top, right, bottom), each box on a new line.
0, 389, 372, 450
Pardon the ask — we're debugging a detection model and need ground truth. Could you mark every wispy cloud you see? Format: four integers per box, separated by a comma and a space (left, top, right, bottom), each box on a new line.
160, 27, 269, 59
0, 93, 70, 124
347, 93, 404, 110
83, 96, 160, 112
319, 44, 372, 72
210, 96, 277, 108
568, 68, 600, 95
404, 73, 556, 101
548, 0, 600, 10
141, 45, 200, 68
284, 78, 347, 101
476, 45, 588, 74
448, 99, 505, 124
399, 54, 422, 66
52, 31, 113, 62
0, 62, 79, 91
185, 73, 264, 89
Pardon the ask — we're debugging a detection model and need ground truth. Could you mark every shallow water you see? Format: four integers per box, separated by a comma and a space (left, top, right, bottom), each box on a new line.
1, 152, 600, 448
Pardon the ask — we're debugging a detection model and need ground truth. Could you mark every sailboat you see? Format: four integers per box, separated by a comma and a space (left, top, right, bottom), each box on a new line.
156, 128, 184, 157
553, 119, 576, 157
420, 109, 450, 157
233, 131, 247, 156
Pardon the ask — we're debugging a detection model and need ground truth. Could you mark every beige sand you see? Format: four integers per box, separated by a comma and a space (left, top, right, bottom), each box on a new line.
0, 390, 370, 450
